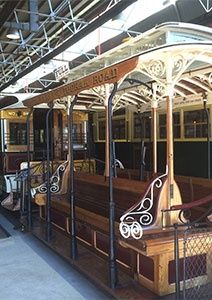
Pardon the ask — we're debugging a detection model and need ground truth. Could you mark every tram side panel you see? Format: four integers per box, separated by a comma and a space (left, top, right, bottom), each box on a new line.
0, 109, 33, 195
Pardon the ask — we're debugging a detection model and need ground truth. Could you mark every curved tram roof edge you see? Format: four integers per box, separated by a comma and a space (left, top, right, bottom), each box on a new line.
22, 22, 212, 110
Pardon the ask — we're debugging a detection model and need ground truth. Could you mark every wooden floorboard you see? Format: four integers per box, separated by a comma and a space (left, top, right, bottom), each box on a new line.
28, 216, 165, 300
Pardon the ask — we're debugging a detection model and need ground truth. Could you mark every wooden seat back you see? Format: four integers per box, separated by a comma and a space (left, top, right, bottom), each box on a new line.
74, 172, 149, 221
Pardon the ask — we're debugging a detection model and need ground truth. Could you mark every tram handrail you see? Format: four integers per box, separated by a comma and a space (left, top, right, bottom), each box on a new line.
170, 193, 212, 211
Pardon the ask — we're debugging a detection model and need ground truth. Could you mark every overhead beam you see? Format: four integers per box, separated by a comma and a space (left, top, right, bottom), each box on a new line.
0, 0, 137, 92
3, 0, 39, 32
0, 1, 19, 29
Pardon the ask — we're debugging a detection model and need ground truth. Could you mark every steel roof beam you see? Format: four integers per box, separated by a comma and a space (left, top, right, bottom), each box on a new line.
0, 0, 137, 92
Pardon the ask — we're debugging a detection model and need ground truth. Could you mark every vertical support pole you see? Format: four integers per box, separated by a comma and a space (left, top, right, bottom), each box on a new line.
204, 97, 210, 179
50, 110, 54, 173
105, 103, 109, 177
138, 110, 144, 181
174, 223, 180, 300
69, 95, 78, 259
152, 98, 158, 175
112, 141, 117, 178
60, 111, 64, 159
20, 179, 26, 219
166, 92, 174, 226
166, 57, 174, 224
27, 108, 33, 230
108, 82, 118, 288
46, 102, 54, 242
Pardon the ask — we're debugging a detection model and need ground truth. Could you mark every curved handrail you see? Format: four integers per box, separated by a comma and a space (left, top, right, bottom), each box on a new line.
169, 193, 212, 224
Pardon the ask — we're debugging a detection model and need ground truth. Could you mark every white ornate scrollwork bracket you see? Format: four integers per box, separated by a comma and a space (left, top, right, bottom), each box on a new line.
31, 160, 68, 198
119, 167, 168, 239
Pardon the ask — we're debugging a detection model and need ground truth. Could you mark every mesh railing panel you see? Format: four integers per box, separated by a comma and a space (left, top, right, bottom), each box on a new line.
183, 227, 212, 300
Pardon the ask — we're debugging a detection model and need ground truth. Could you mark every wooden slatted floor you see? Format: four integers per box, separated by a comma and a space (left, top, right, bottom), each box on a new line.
28, 216, 165, 300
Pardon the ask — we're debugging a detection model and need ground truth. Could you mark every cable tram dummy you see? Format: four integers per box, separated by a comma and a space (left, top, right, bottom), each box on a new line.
16, 22, 212, 295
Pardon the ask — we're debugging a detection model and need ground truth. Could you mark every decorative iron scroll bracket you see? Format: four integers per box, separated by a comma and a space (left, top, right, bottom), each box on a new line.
31, 160, 68, 197
119, 169, 168, 239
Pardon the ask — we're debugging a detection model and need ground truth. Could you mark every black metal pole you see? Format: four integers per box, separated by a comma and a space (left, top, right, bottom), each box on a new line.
46, 102, 54, 242
174, 223, 180, 300
204, 99, 210, 179
20, 179, 25, 219
69, 95, 78, 259
27, 108, 33, 230
138, 110, 144, 181
60, 111, 64, 159
50, 111, 54, 173
108, 82, 118, 289
112, 141, 117, 178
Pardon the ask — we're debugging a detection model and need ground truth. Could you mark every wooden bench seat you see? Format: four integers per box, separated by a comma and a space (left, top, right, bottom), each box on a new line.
50, 172, 150, 222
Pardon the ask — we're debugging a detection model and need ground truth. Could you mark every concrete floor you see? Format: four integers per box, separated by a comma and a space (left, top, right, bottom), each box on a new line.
0, 213, 110, 300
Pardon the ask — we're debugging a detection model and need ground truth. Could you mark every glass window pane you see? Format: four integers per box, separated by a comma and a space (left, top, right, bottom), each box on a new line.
159, 114, 166, 126
9, 123, 27, 145
160, 127, 166, 139
133, 113, 151, 139
112, 119, 125, 139
174, 125, 180, 138
184, 109, 209, 138
99, 121, 105, 140
173, 112, 180, 124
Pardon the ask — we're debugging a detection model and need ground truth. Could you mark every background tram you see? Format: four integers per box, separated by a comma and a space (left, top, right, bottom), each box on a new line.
0, 95, 88, 197
92, 98, 212, 179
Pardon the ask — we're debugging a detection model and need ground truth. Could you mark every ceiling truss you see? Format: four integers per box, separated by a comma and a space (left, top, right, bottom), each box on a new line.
0, 0, 137, 93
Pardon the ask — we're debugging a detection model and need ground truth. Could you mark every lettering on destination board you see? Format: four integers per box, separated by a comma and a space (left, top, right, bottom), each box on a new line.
93, 68, 118, 85
32, 67, 119, 104
64, 67, 118, 94
63, 79, 89, 95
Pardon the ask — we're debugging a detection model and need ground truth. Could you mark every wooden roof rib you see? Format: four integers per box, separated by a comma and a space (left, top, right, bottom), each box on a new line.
22, 22, 212, 112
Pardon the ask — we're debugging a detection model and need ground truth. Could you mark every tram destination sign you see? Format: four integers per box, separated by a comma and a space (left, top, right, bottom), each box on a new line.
23, 57, 139, 107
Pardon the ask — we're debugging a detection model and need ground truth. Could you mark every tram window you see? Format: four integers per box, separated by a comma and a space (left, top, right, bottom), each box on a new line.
134, 113, 151, 139
184, 109, 207, 138
63, 122, 68, 150
99, 120, 105, 140
72, 123, 83, 144
34, 129, 45, 144
159, 112, 180, 139
112, 119, 125, 140
9, 123, 27, 145
113, 108, 125, 116
99, 119, 125, 140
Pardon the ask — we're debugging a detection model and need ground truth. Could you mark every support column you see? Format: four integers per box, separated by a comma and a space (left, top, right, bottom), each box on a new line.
69, 95, 78, 259
104, 84, 110, 177
108, 82, 118, 289
27, 108, 33, 230
166, 56, 174, 214
152, 99, 158, 175
166, 89, 174, 206
203, 95, 211, 179
46, 101, 54, 242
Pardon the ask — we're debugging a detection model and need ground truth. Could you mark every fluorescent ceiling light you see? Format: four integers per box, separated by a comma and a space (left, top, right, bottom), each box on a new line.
6, 28, 20, 40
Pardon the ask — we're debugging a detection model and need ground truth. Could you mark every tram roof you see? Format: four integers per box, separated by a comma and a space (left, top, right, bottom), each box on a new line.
23, 22, 212, 111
